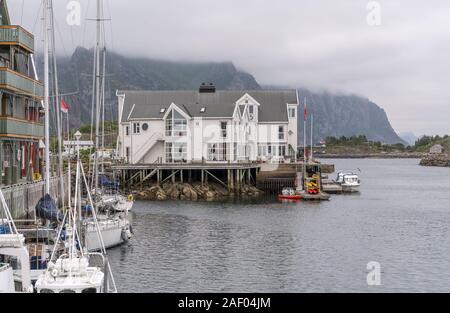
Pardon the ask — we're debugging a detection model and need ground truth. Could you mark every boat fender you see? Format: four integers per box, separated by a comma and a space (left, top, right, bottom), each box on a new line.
121, 228, 132, 241
127, 194, 134, 202
129, 224, 134, 234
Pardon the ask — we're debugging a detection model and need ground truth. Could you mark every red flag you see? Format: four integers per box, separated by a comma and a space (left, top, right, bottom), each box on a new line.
61, 99, 69, 113
304, 104, 307, 120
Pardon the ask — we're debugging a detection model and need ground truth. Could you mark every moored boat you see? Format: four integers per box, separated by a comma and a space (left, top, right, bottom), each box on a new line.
335, 172, 361, 193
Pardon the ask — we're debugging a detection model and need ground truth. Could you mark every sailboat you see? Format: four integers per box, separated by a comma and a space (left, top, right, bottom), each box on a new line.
84, 0, 132, 251
0, 189, 34, 293
34, 131, 117, 293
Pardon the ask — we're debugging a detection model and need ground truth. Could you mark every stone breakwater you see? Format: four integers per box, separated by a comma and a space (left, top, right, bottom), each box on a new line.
419, 154, 450, 167
134, 182, 264, 201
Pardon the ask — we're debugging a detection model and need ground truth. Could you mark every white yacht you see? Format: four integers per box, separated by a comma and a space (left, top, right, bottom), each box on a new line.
85, 213, 132, 251
335, 172, 361, 193
35, 250, 106, 293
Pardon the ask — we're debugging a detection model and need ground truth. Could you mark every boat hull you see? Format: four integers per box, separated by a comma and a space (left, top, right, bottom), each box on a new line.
278, 195, 302, 200
85, 219, 130, 251
341, 184, 360, 193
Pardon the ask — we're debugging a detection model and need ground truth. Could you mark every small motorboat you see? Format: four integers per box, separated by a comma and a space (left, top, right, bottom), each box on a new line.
335, 172, 361, 193
278, 188, 303, 200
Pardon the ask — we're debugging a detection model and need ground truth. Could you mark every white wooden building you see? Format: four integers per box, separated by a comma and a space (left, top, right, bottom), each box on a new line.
117, 84, 299, 164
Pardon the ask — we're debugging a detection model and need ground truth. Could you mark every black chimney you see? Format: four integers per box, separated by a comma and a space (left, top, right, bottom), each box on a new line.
199, 83, 216, 93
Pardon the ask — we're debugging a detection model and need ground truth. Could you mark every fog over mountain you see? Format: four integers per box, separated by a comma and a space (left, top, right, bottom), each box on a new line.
36, 47, 405, 145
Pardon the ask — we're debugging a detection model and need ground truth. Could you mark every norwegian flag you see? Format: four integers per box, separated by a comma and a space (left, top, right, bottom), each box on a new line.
61, 99, 69, 113
304, 102, 307, 121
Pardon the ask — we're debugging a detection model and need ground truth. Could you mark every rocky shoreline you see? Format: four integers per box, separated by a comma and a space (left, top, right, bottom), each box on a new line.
134, 182, 264, 201
419, 154, 450, 167
318, 152, 424, 159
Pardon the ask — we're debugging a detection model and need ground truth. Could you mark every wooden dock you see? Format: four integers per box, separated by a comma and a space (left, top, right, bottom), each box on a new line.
112, 162, 260, 193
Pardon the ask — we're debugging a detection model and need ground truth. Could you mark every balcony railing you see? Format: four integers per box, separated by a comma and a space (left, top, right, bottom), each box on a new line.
0, 26, 34, 52
0, 68, 43, 99
0, 117, 44, 138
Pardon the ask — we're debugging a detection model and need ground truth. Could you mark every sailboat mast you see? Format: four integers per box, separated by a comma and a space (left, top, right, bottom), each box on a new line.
49, 0, 65, 205
101, 47, 106, 174
43, 0, 50, 194
94, 0, 103, 190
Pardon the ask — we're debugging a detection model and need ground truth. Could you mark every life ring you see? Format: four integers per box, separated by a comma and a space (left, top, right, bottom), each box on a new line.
33, 173, 42, 181
127, 194, 134, 202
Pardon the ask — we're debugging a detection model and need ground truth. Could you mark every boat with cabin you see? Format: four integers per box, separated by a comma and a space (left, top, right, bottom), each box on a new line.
335, 172, 361, 193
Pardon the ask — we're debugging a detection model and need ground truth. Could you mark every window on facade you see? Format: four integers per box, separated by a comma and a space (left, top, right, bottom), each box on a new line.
258, 144, 286, 158
165, 143, 172, 163
278, 126, 285, 140
125, 126, 129, 136
248, 105, 254, 114
207, 143, 227, 161
133, 123, 140, 134
165, 111, 173, 136
289, 108, 296, 118
126, 147, 130, 162
220, 121, 227, 138
165, 110, 187, 137
165, 142, 187, 163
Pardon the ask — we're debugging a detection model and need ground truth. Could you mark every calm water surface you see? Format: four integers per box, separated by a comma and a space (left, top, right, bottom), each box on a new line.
108, 159, 450, 292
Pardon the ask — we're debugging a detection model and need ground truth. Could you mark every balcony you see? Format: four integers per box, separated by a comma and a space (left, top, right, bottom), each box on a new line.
0, 117, 44, 138
0, 68, 43, 99
0, 26, 34, 52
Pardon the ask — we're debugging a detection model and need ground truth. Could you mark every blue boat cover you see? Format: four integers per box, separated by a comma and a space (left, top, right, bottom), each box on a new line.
35, 194, 64, 222
99, 174, 120, 190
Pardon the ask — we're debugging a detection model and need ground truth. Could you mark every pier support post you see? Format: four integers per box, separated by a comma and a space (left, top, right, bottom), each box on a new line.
201, 169, 204, 186
180, 170, 184, 183
171, 170, 176, 183
227, 170, 231, 192
236, 169, 240, 192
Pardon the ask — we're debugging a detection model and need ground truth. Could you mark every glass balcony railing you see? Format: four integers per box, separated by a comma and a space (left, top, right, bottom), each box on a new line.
0, 26, 34, 52
0, 117, 44, 138
0, 68, 43, 99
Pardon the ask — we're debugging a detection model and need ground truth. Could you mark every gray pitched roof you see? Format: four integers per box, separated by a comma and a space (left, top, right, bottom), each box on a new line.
119, 90, 297, 123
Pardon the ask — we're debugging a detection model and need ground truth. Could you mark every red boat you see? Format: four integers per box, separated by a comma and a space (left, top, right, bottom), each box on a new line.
278, 194, 303, 200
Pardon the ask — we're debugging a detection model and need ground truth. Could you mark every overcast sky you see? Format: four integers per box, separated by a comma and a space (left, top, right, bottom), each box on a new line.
8, 0, 450, 136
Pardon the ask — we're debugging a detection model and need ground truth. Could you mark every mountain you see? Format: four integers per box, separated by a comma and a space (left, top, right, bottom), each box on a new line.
38, 47, 260, 128
37, 47, 404, 145
398, 132, 418, 146
295, 88, 406, 145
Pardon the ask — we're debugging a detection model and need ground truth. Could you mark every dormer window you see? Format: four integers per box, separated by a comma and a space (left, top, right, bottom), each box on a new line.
200, 107, 206, 113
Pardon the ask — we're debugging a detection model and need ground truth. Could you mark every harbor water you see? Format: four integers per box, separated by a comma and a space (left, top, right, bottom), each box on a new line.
108, 159, 450, 292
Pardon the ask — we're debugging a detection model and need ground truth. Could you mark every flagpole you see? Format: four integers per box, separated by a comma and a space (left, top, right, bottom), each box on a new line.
310, 113, 313, 161
303, 97, 307, 163
303, 97, 307, 191
66, 106, 71, 209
